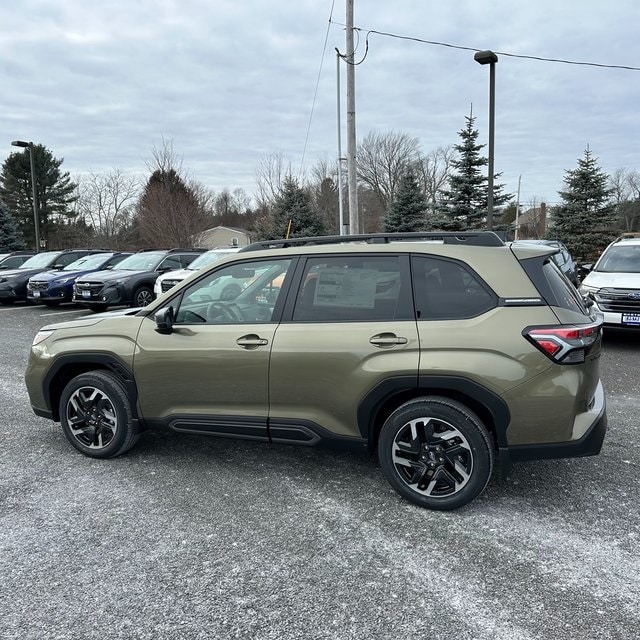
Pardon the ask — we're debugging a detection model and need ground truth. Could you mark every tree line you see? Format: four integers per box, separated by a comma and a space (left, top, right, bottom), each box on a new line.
1, 116, 639, 263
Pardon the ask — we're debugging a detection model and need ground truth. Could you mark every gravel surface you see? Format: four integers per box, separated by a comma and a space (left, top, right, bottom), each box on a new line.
1, 305, 639, 640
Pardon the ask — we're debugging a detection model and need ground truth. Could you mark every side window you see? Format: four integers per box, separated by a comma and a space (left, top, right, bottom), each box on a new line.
292, 255, 409, 322
412, 256, 496, 320
181, 254, 200, 267
57, 253, 83, 267
174, 258, 292, 324
158, 256, 181, 271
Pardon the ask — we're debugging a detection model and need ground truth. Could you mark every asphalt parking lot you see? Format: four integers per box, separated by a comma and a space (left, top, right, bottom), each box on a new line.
1, 303, 639, 640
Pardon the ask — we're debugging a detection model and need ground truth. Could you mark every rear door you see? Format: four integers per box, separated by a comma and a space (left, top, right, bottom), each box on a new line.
268, 254, 419, 444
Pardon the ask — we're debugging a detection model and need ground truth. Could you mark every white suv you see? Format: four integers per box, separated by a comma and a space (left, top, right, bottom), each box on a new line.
579, 235, 640, 328
154, 248, 240, 299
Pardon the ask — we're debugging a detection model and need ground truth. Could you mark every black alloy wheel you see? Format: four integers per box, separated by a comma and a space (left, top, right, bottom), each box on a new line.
378, 397, 494, 510
132, 286, 154, 307
59, 371, 140, 458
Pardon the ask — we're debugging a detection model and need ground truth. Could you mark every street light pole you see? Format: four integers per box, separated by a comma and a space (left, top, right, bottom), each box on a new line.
11, 140, 40, 252
474, 50, 498, 231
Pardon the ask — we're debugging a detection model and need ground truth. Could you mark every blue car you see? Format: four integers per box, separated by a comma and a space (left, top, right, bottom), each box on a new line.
27, 252, 131, 306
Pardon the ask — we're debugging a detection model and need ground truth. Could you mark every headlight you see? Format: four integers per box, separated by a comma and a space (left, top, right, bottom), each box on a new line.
579, 284, 599, 295
32, 330, 54, 346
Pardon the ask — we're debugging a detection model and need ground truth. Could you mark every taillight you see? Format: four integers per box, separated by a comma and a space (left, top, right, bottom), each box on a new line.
523, 321, 602, 364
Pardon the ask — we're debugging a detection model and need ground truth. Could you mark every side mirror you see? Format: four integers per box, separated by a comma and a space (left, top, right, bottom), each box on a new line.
154, 306, 175, 334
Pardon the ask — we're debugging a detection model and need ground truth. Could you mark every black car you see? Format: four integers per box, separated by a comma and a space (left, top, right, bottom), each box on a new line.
0, 251, 35, 270
0, 250, 99, 305
73, 248, 205, 311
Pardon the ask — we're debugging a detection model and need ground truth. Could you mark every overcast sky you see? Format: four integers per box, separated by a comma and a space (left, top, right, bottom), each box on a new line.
2, 0, 639, 207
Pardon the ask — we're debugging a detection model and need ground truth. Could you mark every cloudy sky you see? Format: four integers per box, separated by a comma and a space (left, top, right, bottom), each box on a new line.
2, 0, 639, 207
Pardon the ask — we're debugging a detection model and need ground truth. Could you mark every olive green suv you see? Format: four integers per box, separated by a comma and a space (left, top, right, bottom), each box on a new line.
25, 232, 607, 510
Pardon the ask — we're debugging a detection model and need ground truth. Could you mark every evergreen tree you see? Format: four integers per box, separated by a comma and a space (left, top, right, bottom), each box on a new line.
439, 113, 511, 229
257, 177, 326, 240
0, 145, 77, 249
384, 169, 428, 232
0, 199, 26, 250
547, 148, 616, 261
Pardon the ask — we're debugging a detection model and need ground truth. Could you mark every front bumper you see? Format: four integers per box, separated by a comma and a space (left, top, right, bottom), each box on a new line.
73, 284, 125, 306
27, 287, 72, 303
0, 285, 18, 301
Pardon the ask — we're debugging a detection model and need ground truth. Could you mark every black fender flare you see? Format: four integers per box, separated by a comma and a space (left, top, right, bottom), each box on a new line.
357, 375, 511, 448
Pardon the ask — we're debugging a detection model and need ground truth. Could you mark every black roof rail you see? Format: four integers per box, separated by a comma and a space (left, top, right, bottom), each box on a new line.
239, 231, 505, 252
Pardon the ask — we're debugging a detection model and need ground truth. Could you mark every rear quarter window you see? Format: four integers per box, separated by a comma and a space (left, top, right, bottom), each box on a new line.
411, 256, 497, 320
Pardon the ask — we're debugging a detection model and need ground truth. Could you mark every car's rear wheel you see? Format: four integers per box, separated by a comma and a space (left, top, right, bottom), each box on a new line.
378, 397, 494, 511
59, 371, 140, 458
132, 286, 154, 307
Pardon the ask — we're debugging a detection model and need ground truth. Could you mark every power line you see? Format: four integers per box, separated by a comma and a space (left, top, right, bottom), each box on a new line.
329, 21, 640, 71
299, 0, 337, 179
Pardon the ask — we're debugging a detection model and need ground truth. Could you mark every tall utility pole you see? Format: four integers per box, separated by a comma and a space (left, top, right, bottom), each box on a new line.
346, 0, 359, 234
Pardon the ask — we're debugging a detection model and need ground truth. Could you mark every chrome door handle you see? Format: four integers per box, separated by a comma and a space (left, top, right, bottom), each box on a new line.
236, 334, 269, 349
369, 333, 408, 347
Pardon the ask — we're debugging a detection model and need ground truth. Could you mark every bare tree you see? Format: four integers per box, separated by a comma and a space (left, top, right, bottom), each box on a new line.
414, 146, 454, 207
136, 139, 214, 247
76, 170, 139, 246
610, 168, 640, 231
356, 131, 422, 209
255, 152, 289, 207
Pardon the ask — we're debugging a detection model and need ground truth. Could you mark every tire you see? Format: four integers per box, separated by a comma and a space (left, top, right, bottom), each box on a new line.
132, 286, 154, 307
59, 371, 140, 459
378, 397, 494, 511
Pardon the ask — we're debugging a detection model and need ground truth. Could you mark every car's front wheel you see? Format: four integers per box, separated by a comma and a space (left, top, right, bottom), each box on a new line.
378, 397, 494, 510
59, 371, 140, 458
132, 286, 154, 307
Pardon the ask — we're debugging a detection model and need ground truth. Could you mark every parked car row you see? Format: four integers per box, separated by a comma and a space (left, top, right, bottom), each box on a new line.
0, 247, 223, 310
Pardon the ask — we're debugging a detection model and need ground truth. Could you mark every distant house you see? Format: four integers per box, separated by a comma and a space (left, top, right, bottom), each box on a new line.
193, 225, 251, 249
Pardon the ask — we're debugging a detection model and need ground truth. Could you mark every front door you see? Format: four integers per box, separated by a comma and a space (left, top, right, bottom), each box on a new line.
134, 257, 293, 440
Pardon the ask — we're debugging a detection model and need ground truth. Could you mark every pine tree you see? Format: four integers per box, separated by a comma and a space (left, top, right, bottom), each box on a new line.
0, 199, 26, 250
384, 169, 428, 232
547, 148, 616, 261
258, 176, 326, 240
0, 145, 77, 249
439, 112, 511, 229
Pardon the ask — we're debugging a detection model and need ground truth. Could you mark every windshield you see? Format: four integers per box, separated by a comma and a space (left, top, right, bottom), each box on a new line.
63, 253, 112, 271
187, 251, 234, 271
114, 252, 164, 271
596, 245, 640, 273
20, 252, 62, 269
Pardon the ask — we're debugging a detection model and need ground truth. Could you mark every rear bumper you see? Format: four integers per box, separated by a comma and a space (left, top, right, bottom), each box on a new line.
499, 380, 607, 476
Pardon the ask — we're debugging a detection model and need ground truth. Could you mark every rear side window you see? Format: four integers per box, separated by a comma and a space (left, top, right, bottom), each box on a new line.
292, 255, 411, 322
541, 260, 586, 313
411, 256, 496, 320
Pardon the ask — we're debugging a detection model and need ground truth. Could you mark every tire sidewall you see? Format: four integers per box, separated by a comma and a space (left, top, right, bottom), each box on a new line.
59, 372, 134, 459
378, 398, 494, 511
